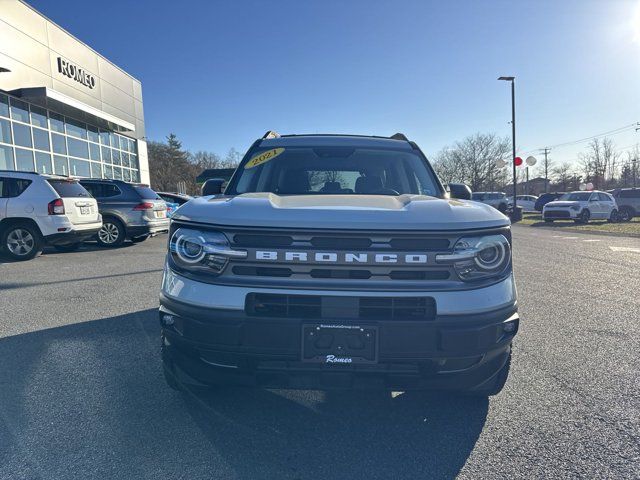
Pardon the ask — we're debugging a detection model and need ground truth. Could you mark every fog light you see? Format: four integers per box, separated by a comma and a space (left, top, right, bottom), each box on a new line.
162, 314, 175, 326
503, 320, 518, 333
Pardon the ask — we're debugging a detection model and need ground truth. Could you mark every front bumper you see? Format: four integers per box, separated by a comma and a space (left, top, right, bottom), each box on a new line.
159, 270, 519, 391
543, 208, 579, 220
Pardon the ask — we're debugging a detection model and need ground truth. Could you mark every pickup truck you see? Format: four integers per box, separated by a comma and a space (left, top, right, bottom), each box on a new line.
159, 132, 519, 396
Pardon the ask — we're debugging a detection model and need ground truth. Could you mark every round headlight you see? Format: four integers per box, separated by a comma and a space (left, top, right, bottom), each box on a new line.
174, 232, 206, 264
474, 239, 507, 270
169, 227, 232, 274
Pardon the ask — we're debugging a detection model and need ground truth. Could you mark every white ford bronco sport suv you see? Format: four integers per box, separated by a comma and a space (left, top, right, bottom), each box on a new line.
160, 133, 519, 396
0, 171, 101, 260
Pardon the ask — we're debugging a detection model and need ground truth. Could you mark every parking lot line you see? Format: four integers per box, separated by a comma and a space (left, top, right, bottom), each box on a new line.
609, 246, 640, 253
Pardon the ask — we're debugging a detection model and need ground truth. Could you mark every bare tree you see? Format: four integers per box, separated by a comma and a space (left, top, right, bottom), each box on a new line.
578, 138, 619, 189
432, 133, 511, 191
552, 162, 574, 191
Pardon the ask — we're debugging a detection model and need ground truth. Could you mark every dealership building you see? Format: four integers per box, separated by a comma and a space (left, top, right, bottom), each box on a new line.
0, 0, 149, 183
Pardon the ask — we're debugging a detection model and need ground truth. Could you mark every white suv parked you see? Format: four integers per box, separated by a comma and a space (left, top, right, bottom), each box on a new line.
0, 171, 102, 261
543, 190, 618, 224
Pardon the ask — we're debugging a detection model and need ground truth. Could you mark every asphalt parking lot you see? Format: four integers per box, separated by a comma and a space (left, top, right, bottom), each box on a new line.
0, 227, 639, 479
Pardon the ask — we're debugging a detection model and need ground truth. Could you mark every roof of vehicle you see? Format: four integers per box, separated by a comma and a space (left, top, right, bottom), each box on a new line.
79, 178, 151, 188
259, 134, 414, 150
0, 170, 79, 181
473, 191, 506, 195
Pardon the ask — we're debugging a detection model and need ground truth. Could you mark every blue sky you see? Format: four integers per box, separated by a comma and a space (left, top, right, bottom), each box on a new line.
28, 0, 640, 171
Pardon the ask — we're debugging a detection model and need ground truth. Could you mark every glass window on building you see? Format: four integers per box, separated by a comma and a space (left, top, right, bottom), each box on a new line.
112, 149, 121, 166
0, 94, 9, 118
49, 112, 65, 133
68, 138, 89, 159
70, 158, 91, 177
35, 151, 52, 174
10, 98, 30, 123
52, 133, 67, 155
89, 142, 101, 161
15, 148, 34, 171
113, 166, 122, 180
0, 144, 13, 169
66, 118, 87, 139
87, 125, 100, 143
54, 155, 69, 176
122, 169, 131, 182
0, 118, 12, 144
101, 145, 111, 163
30, 106, 48, 128
103, 164, 113, 179
33, 128, 50, 151
99, 129, 110, 146
90, 161, 102, 178
12, 122, 32, 148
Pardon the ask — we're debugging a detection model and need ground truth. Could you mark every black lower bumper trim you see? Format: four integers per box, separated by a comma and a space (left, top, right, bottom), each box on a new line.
44, 228, 101, 245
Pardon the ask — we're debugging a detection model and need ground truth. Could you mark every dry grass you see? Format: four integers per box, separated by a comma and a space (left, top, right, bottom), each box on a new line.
517, 213, 640, 236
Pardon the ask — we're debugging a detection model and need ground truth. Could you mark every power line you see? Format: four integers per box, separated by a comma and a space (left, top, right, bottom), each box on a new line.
546, 123, 637, 150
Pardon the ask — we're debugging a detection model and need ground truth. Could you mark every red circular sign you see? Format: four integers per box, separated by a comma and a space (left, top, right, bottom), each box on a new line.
514, 156, 523, 166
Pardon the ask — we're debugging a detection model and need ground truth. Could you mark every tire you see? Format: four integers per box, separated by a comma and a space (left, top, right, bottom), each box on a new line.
162, 361, 184, 392
465, 351, 512, 397
0, 222, 43, 261
131, 235, 149, 243
607, 210, 619, 223
54, 243, 81, 252
618, 207, 633, 222
96, 218, 125, 247
544, 219, 554, 223
575, 209, 590, 224
497, 203, 507, 213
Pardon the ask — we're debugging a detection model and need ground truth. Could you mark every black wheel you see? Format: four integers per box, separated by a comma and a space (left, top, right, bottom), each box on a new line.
544, 219, 554, 223
131, 235, 149, 243
498, 203, 507, 213
607, 209, 619, 223
618, 207, 633, 222
575, 209, 590, 224
54, 242, 82, 252
1, 222, 43, 261
96, 218, 125, 247
466, 351, 512, 397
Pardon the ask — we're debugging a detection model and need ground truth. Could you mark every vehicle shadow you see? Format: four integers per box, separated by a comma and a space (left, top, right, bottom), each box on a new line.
525, 213, 610, 228
0, 309, 488, 480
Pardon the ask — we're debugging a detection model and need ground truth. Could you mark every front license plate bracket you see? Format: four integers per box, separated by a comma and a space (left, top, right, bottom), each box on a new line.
301, 324, 378, 364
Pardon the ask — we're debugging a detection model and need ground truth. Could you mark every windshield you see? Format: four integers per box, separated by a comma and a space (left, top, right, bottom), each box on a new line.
560, 192, 592, 201
227, 146, 441, 196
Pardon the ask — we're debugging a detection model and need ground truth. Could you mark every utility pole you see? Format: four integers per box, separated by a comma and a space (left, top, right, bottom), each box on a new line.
498, 76, 517, 210
543, 148, 550, 192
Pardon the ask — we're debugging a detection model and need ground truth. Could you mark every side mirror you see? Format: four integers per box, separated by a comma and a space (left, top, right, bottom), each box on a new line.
448, 183, 472, 200
201, 178, 225, 196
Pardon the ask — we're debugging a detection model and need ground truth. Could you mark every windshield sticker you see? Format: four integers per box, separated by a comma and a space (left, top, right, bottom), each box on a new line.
245, 148, 285, 169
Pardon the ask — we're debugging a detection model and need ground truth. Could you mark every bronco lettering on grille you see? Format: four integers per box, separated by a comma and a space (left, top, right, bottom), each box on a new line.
253, 251, 428, 264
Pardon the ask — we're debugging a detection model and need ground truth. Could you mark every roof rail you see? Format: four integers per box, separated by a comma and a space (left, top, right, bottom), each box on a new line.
262, 130, 281, 139
390, 133, 409, 141
0, 169, 40, 175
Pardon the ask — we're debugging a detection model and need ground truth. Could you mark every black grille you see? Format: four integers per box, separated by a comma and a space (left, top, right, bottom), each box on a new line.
389, 238, 450, 250
246, 293, 436, 320
234, 235, 293, 247
544, 210, 570, 218
360, 297, 437, 320
310, 237, 372, 249
232, 266, 292, 277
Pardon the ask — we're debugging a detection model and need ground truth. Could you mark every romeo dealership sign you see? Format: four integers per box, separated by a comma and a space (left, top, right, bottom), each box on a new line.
57, 57, 96, 89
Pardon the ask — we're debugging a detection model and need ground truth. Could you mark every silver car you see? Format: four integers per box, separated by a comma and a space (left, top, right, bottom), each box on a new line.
471, 192, 511, 213
80, 179, 169, 246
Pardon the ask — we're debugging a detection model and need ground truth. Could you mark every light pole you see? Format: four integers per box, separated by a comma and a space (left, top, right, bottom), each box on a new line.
498, 76, 517, 212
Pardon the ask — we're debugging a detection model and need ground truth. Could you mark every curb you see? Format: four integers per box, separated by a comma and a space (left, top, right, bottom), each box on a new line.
512, 223, 640, 239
